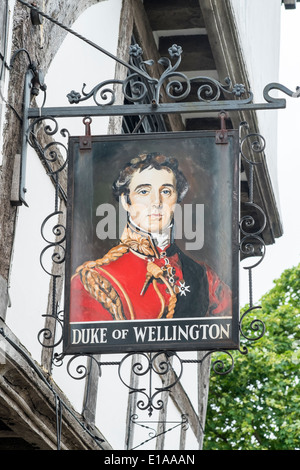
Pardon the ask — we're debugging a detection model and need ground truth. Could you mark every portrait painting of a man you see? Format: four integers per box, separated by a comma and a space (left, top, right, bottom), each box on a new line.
70, 152, 232, 322
64, 131, 239, 353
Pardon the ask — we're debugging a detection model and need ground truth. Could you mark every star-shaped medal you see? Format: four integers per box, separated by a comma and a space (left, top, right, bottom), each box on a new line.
178, 281, 191, 296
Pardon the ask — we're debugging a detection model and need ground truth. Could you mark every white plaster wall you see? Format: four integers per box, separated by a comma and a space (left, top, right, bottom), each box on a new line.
42, 0, 123, 137
6, 145, 56, 359
230, 0, 282, 201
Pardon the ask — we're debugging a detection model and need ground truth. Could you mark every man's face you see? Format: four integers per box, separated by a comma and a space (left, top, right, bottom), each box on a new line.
121, 167, 178, 233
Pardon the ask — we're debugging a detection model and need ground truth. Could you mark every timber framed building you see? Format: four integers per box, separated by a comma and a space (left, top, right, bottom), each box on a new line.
0, 0, 296, 450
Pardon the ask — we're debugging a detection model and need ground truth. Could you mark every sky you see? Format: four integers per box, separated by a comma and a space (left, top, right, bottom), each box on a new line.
240, 5, 300, 305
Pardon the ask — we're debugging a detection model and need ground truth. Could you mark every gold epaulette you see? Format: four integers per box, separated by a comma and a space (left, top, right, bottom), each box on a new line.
74, 243, 129, 274
73, 243, 132, 320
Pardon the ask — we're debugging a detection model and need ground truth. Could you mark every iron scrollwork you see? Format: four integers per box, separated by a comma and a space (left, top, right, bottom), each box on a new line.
65, 42, 300, 111
28, 115, 70, 350
31, 122, 269, 416
50, 348, 235, 418
38, 210, 66, 349
21, 38, 288, 420
67, 43, 253, 108
238, 122, 267, 349
129, 413, 189, 450
182, 349, 235, 375
118, 352, 183, 417
27, 116, 69, 177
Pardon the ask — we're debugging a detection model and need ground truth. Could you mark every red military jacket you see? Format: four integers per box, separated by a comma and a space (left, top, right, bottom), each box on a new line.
69, 223, 232, 322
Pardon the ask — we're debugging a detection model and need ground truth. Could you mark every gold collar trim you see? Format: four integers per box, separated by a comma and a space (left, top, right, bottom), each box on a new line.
120, 222, 159, 259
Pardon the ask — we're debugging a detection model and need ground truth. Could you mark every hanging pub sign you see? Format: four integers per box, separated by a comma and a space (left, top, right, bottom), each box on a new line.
63, 131, 240, 355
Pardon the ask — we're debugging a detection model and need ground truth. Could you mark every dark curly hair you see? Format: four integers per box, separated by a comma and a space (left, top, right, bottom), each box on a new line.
112, 152, 189, 203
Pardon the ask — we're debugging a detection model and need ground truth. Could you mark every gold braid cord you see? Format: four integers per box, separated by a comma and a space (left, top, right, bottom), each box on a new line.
74, 243, 177, 320
146, 262, 177, 319
80, 268, 125, 320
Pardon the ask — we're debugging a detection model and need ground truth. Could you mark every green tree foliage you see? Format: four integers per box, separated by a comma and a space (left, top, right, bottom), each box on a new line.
203, 264, 300, 450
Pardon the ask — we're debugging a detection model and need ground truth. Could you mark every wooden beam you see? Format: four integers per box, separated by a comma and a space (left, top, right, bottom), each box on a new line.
143, 0, 205, 30
124, 354, 140, 450
0, 322, 112, 450
197, 351, 211, 449
153, 355, 202, 443
0, 429, 17, 438
82, 355, 101, 426
132, 0, 185, 131
199, 0, 283, 243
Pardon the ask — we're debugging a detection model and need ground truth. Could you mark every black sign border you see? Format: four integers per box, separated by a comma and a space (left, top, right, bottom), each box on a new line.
63, 130, 240, 355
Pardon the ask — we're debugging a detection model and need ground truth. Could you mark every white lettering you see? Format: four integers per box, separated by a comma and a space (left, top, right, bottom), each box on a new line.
177, 325, 189, 341
112, 329, 121, 340
152, 454, 195, 465
72, 329, 81, 344
199, 324, 209, 339
96, 203, 116, 240
95, 202, 205, 250
133, 323, 231, 343
133, 327, 147, 342
184, 204, 204, 250
121, 329, 129, 339
220, 323, 230, 339
209, 324, 220, 339
71, 328, 107, 344
104, 454, 139, 467
189, 324, 200, 340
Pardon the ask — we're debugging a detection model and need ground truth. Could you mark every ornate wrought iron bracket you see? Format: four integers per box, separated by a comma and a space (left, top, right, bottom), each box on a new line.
53, 349, 235, 419
35, 117, 271, 417
13, 0, 299, 208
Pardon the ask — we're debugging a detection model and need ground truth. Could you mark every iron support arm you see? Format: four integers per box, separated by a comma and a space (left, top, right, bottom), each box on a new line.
27, 97, 289, 120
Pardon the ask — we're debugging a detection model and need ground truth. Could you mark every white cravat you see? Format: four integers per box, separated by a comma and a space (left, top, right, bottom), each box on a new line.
129, 218, 173, 250
151, 229, 171, 249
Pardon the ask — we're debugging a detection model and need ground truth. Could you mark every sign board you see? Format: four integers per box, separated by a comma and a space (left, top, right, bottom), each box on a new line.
63, 131, 240, 354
